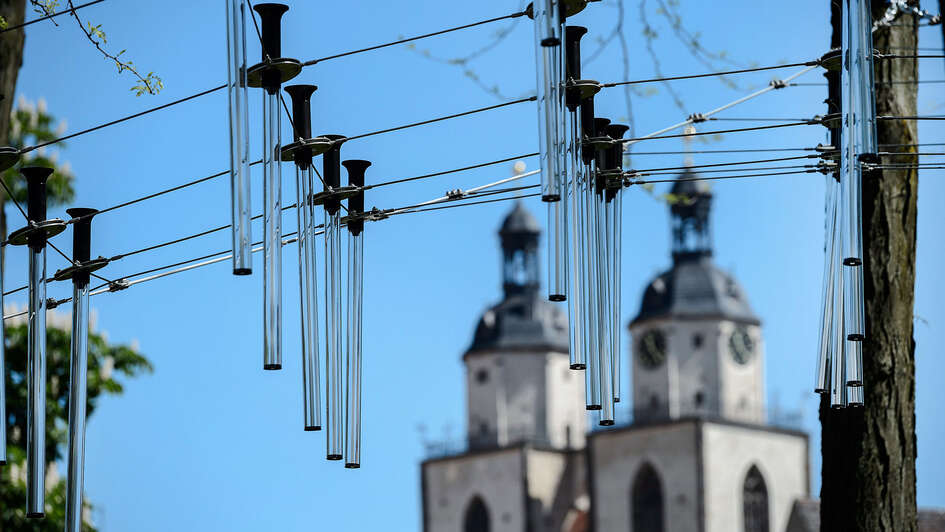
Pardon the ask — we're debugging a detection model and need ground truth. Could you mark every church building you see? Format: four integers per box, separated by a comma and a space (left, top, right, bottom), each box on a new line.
420, 174, 810, 532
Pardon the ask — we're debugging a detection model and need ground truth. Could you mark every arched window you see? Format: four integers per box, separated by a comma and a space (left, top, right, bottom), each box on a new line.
464, 496, 490, 532
631, 463, 665, 532
743, 465, 770, 532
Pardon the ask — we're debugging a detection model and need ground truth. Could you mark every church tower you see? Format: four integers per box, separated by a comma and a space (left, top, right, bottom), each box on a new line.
587, 174, 809, 532
630, 172, 765, 424
422, 203, 588, 532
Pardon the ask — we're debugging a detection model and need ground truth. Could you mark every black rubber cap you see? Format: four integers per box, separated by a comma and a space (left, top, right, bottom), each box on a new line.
284, 85, 317, 141
253, 3, 289, 61
342, 159, 371, 236
321, 135, 346, 215
66, 207, 98, 286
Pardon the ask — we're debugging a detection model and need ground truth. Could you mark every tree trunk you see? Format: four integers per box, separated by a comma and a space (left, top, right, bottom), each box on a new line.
820, 1, 919, 531
0, 0, 26, 265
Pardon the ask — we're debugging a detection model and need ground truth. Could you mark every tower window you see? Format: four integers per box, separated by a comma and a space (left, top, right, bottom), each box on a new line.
464, 496, 491, 532
631, 463, 665, 532
692, 333, 704, 349
694, 391, 705, 407
743, 465, 770, 532
475, 368, 489, 384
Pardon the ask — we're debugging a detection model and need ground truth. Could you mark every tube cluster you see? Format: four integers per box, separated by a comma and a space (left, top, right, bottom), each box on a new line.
225, 1, 369, 468
530, 2, 630, 425
815, 0, 875, 408
2, 166, 105, 530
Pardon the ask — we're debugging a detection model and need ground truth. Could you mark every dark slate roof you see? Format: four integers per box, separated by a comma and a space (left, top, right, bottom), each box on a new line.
466, 292, 569, 356
500, 201, 541, 237
786, 499, 945, 532
632, 255, 760, 326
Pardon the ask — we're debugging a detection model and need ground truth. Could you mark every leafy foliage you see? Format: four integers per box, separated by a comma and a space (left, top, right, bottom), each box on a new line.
1, 318, 152, 529
27, 0, 163, 96
1, 97, 75, 209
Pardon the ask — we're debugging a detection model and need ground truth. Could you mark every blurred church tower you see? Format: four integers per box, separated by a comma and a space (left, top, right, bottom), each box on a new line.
420, 167, 809, 531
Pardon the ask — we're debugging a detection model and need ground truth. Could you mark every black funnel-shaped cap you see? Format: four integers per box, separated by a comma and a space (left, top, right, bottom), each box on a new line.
564, 26, 588, 110
343, 160, 371, 236
593, 118, 612, 191
605, 123, 630, 170
21, 166, 53, 223
254, 3, 289, 61
284, 85, 316, 141
322, 135, 346, 215
565, 26, 587, 80
66, 207, 98, 285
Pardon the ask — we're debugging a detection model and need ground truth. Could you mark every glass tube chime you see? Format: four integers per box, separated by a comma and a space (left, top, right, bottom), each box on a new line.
564, 25, 590, 372
532, 0, 568, 301
7, 167, 66, 517
226, 0, 252, 275
58, 208, 105, 532
284, 84, 323, 431
815, 0, 876, 407
342, 159, 370, 468
243, 3, 301, 371
321, 136, 346, 460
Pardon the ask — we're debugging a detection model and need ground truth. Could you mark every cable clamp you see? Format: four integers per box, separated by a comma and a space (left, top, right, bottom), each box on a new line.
446, 188, 465, 200
688, 113, 707, 123
769, 78, 788, 90
815, 161, 838, 174
46, 297, 61, 310
108, 278, 131, 292
364, 207, 389, 222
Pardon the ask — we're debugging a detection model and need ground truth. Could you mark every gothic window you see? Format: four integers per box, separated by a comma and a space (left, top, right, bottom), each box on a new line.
464, 496, 491, 532
743, 465, 770, 532
631, 463, 665, 532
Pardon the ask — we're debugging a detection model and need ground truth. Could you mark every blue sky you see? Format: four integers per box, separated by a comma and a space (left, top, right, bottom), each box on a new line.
6, 0, 945, 530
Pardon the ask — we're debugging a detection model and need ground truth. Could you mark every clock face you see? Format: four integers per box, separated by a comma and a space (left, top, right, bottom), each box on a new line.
638, 329, 667, 369
729, 326, 755, 365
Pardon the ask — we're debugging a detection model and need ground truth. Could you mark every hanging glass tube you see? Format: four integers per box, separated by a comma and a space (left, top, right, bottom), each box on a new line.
226, 0, 252, 275
815, 177, 839, 393
296, 163, 320, 429
533, 0, 562, 202
63, 207, 97, 532
548, 200, 568, 301
285, 84, 321, 431
322, 136, 346, 460
854, 0, 878, 157
613, 189, 623, 403
262, 88, 283, 370
583, 158, 601, 411
830, 190, 848, 409
605, 125, 629, 405
564, 25, 588, 371
840, 0, 866, 348
598, 191, 615, 425
345, 233, 363, 467
567, 112, 586, 370
342, 160, 369, 469
26, 244, 46, 517
65, 281, 89, 532
21, 167, 54, 518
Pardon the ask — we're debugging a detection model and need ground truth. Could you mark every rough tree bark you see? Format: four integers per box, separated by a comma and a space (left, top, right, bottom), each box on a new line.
819, 1, 919, 531
0, 0, 26, 260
